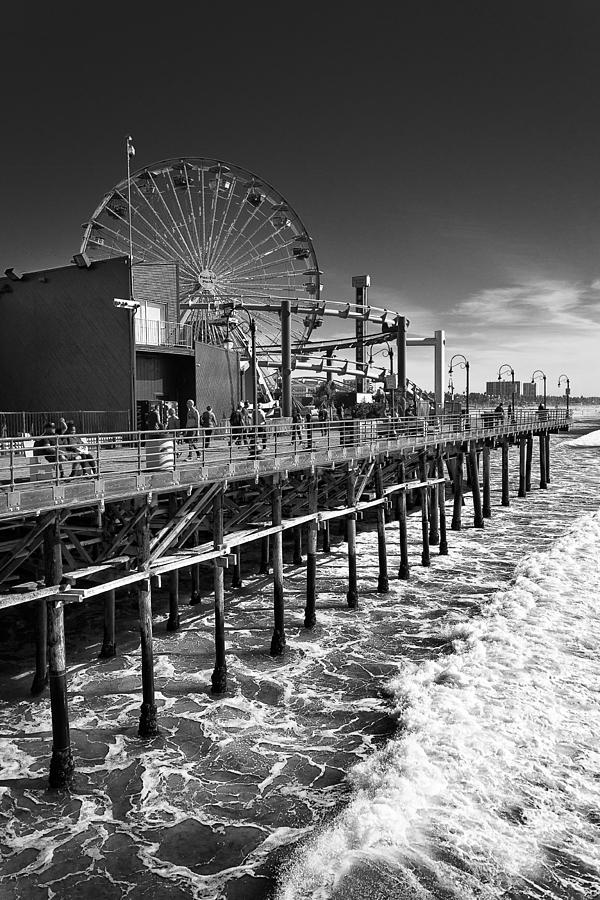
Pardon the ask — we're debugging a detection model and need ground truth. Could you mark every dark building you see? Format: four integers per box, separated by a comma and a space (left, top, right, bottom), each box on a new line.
0, 257, 241, 433
485, 380, 522, 399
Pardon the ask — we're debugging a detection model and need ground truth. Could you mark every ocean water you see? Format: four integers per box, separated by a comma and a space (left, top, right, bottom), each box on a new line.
1, 410, 599, 900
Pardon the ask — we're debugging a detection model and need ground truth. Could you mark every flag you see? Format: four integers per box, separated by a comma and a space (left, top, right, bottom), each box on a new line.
127, 136, 135, 158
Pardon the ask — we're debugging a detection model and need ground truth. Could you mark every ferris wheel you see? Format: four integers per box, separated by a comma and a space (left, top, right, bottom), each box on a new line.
81, 157, 323, 362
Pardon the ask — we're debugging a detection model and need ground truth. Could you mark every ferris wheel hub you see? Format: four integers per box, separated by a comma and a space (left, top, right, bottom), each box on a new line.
197, 268, 217, 295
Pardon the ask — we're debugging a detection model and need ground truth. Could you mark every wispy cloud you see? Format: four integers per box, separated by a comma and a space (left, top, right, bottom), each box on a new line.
450, 278, 600, 334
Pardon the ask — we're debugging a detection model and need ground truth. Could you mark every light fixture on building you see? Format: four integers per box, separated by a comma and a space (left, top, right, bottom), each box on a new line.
4, 268, 22, 281
72, 253, 91, 269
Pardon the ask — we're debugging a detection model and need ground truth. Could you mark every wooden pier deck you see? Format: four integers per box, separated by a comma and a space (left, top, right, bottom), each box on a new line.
0, 409, 569, 787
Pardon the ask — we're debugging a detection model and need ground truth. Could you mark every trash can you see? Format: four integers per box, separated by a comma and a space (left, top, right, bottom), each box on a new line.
146, 434, 175, 470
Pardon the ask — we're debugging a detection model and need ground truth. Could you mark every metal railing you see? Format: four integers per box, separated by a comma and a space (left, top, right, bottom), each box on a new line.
0, 410, 568, 500
135, 319, 194, 349
0, 410, 131, 440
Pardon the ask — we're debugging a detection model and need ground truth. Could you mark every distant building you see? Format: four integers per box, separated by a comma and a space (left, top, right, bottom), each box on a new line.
522, 382, 537, 399
486, 380, 521, 398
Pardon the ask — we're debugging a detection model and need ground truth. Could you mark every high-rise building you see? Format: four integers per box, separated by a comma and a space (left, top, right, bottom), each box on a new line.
485, 380, 522, 398
522, 382, 537, 399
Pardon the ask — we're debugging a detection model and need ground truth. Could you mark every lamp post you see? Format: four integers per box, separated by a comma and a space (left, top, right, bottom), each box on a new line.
558, 374, 570, 416
531, 369, 547, 408
448, 354, 470, 415
498, 363, 515, 422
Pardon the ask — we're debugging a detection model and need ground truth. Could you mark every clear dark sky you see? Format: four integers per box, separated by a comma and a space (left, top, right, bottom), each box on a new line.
2, 3, 599, 393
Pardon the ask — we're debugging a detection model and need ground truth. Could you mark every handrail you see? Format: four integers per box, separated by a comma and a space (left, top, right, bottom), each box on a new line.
0, 410, 569, 498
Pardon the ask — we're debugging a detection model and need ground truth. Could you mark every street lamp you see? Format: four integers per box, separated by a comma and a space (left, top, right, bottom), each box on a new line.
531, 369, 547, 408
448, 354, 470, 415
498, 363, 515, 421
558, 374, 570, 416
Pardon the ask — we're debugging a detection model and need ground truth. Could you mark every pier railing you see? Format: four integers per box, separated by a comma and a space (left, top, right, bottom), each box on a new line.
0, 409, 568, 504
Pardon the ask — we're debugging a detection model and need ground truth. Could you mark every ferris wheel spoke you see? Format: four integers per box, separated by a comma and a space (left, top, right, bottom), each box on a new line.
222, 239, 300, 280
164, 169, 203, 271
183, 168, 205, 269
131, 180, 194, 263
145, 172, 201, 270
219, 222, 290, 274
206, 177, 237, 271
91, 216, 172, 267
205, 171, 225, 267
209, 200, 262, 273
129, 183, 200, 279
200, 168, 207, 264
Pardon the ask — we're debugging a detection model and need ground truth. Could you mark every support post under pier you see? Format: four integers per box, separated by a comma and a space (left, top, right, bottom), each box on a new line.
346, 466, 359, 607
211, 488, 227, 693
270, 477, 286, 655
436, 456, 448, 555
398, 461, 410, 580
375, 462, 389, 592
304, 473, 318, 627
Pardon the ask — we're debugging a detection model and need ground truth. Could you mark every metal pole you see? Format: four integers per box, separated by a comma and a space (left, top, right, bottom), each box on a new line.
352, 275, 370, 394
465, 362, 470, 416
396, 315, 407, 415
281, 299, 292, 417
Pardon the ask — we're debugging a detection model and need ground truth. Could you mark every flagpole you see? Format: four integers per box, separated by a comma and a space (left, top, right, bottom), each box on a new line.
126, 135, 134, 301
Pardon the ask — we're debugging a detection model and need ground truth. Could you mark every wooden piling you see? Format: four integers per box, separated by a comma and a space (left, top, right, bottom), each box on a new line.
231, 547, 242, 589
321, 519, 330, 554
259, 535, 270, 575
545, 432, 551, 484
166, 493, 180, 630
436, 456, 448, 555
482, 444, 492, 519
419, 454, 430, 566
189, 527, 201, 606
375, 462, 389, 592
45, 516, 74, 789
429, 474, 440, 546
518, 436, 527, 498
31, 597, 48, 695
539, 432, 548, 490
270, 477, 286, 655
526, 433, 533, 492
346, 466, 359, 607
304, 473, 318, 627
468, 448, 484, 528
398, 461, 410, 580
293, 525, 303, 565
211, 488, 228, 693
451, 453, 463, 530
99, 589, 116, 658
136, 501, 158, 736
501, 439, 510, 506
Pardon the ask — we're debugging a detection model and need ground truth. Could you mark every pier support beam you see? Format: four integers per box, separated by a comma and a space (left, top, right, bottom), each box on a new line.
419, 454, 430, 566
31, 597, 48, 695
231, 547, 242, 589
166, 494, 180, 631
270, 476, 286, 655
545, 433, 551, 484
518, 436, 527, 498
526, 434, 533, 492
436, 456, 448, 554
304, 473, 318, 627
468, 448, 484, 528
346, 467, 359, 607
429, 473, 440, 546
398, 461, 410, 580
259, 536, 270, 575
137, 501, 158, 737
189, 527, 201, 606
321, 519, 330, 554
45, 516, 74, 789
451, 453, 463, 530
539, 433, 548, 490
482, 444, 492, 518
99, 590, 116, 658
375, 462, 389, 592
501, 439, 510, 506
293, 526, 303, 565
211, 488, 228, 693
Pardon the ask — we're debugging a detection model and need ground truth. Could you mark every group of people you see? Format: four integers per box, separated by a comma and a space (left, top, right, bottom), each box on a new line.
33, 418, 96, 477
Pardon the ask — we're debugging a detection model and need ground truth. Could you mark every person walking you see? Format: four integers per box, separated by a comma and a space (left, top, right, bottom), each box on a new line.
185, 399, 201, 459
200, 405, 217, 449
241, 401, 252, 445
229, 404, 243, 446
291, 407, 303, 448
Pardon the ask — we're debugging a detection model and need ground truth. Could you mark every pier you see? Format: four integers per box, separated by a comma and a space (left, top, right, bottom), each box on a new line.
0, 408, 568, 788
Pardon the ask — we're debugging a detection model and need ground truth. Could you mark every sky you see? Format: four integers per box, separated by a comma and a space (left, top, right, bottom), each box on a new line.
1, 2, 599, 395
